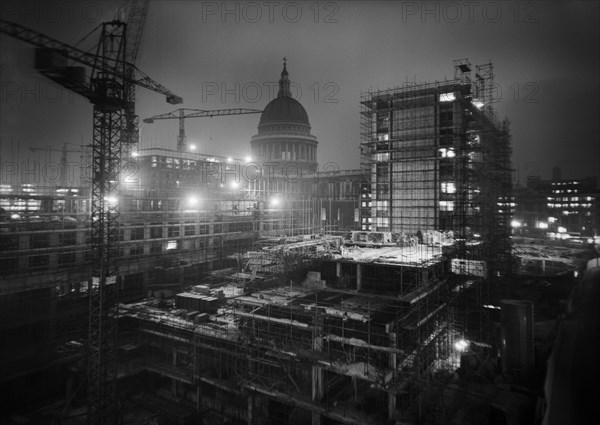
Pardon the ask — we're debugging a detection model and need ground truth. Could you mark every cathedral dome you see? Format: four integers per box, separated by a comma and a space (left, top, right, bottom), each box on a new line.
258, 59, 310, 129
250, 59, 318, 167
259, 96, 309, 127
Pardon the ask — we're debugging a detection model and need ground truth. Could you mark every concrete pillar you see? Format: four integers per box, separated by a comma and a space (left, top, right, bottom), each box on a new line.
389, 331, 397, 372
66, 373, 74, 403
49, 287, 57, 339
356, 264, 363, 291
172, 350, 177, 395
195, 384, 202, 413
388, 392, 397, 422
312, 331, 323, 425
312, 314, 324, 405
312, 411, 321, 425
311, 365, 323, 401
247, 393, 253, 425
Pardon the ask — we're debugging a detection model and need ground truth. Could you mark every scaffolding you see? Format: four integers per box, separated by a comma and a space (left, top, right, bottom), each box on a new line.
358, 59, 513, 417
359, 62, 512, 262
114, 236, 469, 424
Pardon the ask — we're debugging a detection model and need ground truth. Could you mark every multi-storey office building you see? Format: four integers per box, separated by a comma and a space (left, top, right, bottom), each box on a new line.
360, 59, 512, 275
514, 174, 598, 237
546, 176, 598, 235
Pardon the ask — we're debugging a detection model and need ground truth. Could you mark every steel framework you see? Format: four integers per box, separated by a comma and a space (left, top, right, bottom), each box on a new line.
0, 17, 181, 424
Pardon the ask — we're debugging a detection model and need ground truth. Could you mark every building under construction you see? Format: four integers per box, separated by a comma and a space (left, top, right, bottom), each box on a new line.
0, 58, 519, 425
108, 60, 513, 424
360, 58, 513, 276
112, 233, 461, 424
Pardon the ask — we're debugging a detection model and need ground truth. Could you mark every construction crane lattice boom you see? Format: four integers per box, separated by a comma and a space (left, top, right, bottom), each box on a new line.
143, 107, 262, 151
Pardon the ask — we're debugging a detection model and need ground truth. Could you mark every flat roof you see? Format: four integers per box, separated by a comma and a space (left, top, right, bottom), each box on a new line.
332, 244, 443, 267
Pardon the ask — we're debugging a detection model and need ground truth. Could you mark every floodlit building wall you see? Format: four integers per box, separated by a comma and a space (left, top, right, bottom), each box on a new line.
360, 59, 512, 277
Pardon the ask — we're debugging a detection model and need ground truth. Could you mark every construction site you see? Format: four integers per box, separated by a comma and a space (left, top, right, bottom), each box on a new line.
3, 3, 589, 424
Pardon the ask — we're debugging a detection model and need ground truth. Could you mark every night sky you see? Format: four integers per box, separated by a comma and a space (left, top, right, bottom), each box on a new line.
1, 1, 598, 186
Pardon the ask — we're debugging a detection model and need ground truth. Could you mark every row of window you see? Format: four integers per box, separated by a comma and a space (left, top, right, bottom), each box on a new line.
548, 203, 593, 208
151, 156, 198, 170
549, 195, 593, 201
552, 189, 580, 194
5, 222, 242, 249
0, 239, 212, 273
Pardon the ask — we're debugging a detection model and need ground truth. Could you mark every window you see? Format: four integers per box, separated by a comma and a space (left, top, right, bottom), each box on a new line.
441, 182, 456, 194
439, 92, 455, 102
184, 225, 195, 236
150, 243, 162, 254
440, 111, 453, 126
439, 200, 454, 211
150, 225, 163, 239
376, 164, 389, 196
31, 234, 49, 249
0, 235, 18, 250
439, 148, 456, 158
30, 254, 49, 270
58, 251, 76, 265
0, 258, 19, 273
166, 240, 177, 250
130, 244, 144, 256
440, 162, 454, 177
130, 227, 144, 240
168, 225, 180, 237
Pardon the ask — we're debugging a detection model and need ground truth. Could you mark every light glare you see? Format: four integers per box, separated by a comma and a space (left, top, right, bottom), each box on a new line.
454, 339, 469, 351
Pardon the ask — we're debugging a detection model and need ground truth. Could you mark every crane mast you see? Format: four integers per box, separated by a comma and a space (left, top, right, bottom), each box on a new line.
122, 0, 150, 158
1, 16, 181, 425
86, 22, 126, 425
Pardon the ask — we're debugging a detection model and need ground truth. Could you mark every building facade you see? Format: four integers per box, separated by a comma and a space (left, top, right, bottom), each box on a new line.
360, 59, 512, 275
514, 174, 599, 237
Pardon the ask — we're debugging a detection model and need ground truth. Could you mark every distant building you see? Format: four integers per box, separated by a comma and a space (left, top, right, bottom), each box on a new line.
513, 185, 551, 234
312, 169, 365, 232
519, 173, 599, 236
248, 60, 322, 236
249, 60, 318, 195
547, 176, 598, 235
0, 149, 261, 408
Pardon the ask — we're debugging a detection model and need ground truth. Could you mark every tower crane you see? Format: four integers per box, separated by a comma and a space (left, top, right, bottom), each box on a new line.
29, 143, 88, 187
122, 0, 150, 157
1, 16, 182, 425
143, 107, 262, 151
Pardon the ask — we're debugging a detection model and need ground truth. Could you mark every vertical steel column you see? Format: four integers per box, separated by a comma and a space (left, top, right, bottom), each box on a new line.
88, 22, 126, 425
